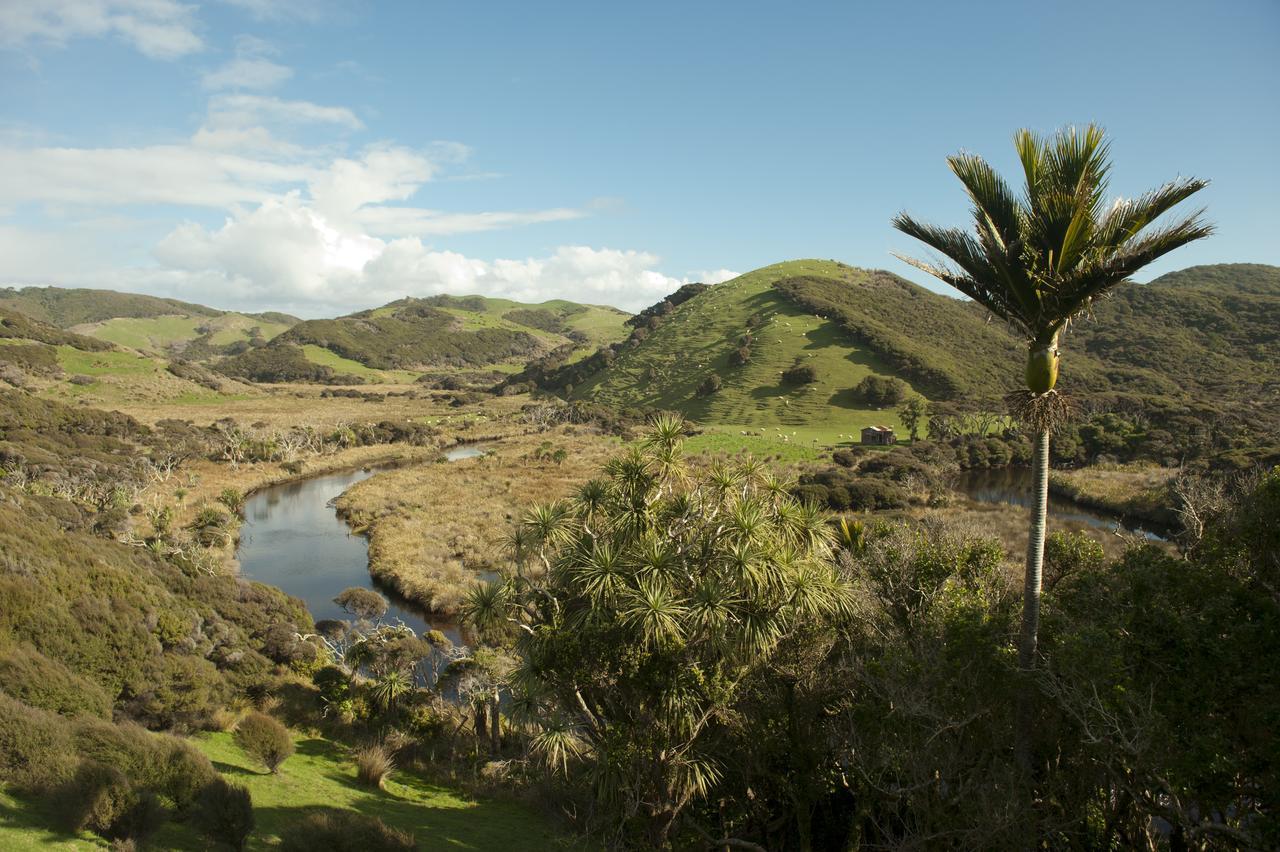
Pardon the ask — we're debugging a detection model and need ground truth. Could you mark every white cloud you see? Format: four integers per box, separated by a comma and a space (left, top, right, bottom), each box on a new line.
223, 0, 333, 23
201, 33, 292, 90
206, 94, 363, 131
202, 56, 293, 90
148, 207, 705, 313
0, 0, 202, 59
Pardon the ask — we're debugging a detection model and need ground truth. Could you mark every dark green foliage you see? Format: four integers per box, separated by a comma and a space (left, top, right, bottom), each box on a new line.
625, 282, 709, 330
215, 343, 364, 384
0, 643, 113, 718
0, 307, 112, 350
0, 286, 223, 326
73, 717, 217, 811
503, 307, 566, 333
0, 691, 78, 790
729, 344, 751, 366
234, 712, 294, 773
696, 374, 722, 396
52, 760, 165, 845
167, 359, 227, 390
279, 809, 416, 852
852, 373, 907, 406
195, 778, 254, 851
275, 302, 545, 370
781, 362, 817, 385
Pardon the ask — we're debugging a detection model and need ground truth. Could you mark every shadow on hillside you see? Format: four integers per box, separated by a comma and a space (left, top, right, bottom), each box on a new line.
0, 790, 82, 844
212, 760, 262, 778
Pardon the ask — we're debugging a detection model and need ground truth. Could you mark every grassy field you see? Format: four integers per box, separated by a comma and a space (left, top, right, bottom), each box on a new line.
576, 260, 911, 441
69, 313, 293, 353
37, 345, 243, 407
300, 345, 422, 383
0, 731, 572, 851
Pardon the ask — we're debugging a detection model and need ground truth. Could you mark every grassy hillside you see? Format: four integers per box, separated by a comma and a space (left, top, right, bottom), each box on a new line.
1067, 263, 1279, 412
228, 294, 630, 383
574, 260, 1015, 441
0, 286, 299, 359
571, 260, 1279, 445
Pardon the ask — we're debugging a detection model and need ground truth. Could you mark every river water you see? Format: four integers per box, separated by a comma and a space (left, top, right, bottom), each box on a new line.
235, 446, 485, 641
951, 467, 1169, 541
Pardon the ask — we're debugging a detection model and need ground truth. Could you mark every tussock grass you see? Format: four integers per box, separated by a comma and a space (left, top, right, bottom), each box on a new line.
335, 429, 619, 615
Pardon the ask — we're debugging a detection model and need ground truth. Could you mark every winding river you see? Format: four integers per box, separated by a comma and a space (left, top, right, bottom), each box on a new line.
235, 446, 485, 641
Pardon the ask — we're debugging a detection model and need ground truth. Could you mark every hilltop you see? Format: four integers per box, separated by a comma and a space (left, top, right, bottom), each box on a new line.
220, 294, 630, 384
0, 286, 299, 359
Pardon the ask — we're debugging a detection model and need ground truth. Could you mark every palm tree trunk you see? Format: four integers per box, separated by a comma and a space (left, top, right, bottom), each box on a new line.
1015, 428, 1050, 778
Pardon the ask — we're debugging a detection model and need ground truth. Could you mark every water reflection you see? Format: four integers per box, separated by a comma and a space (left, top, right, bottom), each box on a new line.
236, 450, 487, 645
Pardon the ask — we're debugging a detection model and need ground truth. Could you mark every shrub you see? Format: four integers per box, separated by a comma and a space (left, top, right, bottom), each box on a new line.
729, 345, 752, 366
73, 718, 216, 812
279, 809, 415, 852
0, 643, 113, 719
69, 374, 96, 386
195, 778, 254, 851
782, 363, 818, 385
188, 506, 232, 548
0, 692, 77, 790
355, 744, 396, 789
217, 487, 245, 513
853, 374, 908, 406
55, 761, 164, 845
234, 712, 294, 773
697, 374, 722, 397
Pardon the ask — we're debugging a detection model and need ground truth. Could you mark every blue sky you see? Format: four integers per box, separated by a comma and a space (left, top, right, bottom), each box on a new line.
1, 0, 1276, 315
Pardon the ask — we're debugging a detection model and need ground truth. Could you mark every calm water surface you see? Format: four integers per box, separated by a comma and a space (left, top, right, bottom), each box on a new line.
236, 446, 486, 642
951, 467, 1168, 541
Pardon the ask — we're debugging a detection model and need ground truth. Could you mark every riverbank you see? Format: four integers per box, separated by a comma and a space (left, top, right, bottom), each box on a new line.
334, 428, 620, 615
1048, 463, 1180, 530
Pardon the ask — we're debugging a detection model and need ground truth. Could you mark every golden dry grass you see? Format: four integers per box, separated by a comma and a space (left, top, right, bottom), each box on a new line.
1049, 463, 1178, 526
335, 428, 621, 614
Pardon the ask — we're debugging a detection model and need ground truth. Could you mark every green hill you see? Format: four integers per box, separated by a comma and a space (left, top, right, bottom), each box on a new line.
0, 286, 299, 359
566, 260, 1278, 443
569, 260, 1021, 440
222, 295, 630, 384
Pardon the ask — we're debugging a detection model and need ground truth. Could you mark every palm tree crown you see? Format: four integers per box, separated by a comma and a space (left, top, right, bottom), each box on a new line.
892, 124, 1212, 392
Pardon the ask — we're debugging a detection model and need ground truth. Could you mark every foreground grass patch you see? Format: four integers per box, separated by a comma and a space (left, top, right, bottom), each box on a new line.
195, 731, 568, 851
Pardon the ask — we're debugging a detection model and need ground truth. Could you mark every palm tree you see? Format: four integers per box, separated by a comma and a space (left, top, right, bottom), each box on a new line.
891, 124, 1211, 773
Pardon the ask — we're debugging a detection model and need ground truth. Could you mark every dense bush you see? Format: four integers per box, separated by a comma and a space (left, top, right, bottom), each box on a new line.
215, 343, 364, 384
781, 362, 818, 385
279, 809, 415, 852
852, 374, 908, 406
234, 712, 294, 773
0, 691, 78, 790
0, 643, 113, 718
696, 374, 722, 396
195, 778, 254, 851
73, 717, 216, 812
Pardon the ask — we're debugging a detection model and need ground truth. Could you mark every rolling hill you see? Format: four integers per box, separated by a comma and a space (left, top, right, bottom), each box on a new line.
559, 260, 1278, 442
0, 306, 254, 406
0, 286, 298, 358
220, 294, 630, 384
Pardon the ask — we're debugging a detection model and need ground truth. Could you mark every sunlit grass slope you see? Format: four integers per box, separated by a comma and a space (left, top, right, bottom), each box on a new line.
74, 313, 293, 353
575, 260, 914, 443
0, 731, 571, 851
